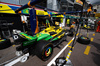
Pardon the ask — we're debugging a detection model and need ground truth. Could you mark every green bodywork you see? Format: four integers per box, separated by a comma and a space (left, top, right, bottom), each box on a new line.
19, 26, 65, 46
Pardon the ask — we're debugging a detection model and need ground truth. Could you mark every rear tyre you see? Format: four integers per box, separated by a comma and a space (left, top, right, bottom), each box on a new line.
0, 39, 12, 50
63, 34, 67, 42
68, 28, 75, 37
77, 35, 90, 45
35, 40, 53, 61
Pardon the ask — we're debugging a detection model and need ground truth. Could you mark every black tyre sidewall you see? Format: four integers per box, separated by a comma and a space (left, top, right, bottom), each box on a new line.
41, 44, 53, 61
77, 35, 90, 44
68, 29, 75, 36
0, 39, 12, 50
35, 40, 53, 61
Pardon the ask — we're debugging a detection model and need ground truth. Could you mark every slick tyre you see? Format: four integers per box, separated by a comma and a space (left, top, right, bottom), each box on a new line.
35, 40, 53, 61
68, 28, 75, 37
77, 35, 90, 45
68, 32, 74, 36
0, 39, 12, 50
63, 34, 67, 42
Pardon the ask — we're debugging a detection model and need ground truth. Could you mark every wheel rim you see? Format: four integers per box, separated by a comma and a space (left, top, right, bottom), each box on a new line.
81, 37, 88, 39
45, 47, 52, 57
42, 46, 53, 60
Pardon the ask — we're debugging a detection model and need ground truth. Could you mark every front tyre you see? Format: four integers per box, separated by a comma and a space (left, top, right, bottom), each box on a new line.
35, 40, 53, 61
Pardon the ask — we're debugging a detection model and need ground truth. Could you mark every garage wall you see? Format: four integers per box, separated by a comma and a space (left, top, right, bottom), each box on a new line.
0, 13, 23, 32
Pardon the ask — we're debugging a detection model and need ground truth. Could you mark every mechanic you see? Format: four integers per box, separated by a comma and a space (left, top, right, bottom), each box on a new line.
96, 21, 100, 32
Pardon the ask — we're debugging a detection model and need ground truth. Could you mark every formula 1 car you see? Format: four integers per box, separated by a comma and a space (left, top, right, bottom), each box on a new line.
14, 26, 68, 61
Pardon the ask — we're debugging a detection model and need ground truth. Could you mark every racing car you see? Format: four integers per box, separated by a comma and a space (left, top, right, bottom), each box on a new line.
14, 26, 68, 61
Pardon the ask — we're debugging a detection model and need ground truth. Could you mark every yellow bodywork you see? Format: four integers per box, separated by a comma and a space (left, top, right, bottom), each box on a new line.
40, 26, 65, 39
0, 4, 15, 14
